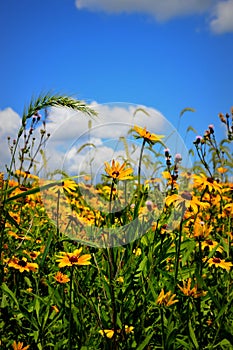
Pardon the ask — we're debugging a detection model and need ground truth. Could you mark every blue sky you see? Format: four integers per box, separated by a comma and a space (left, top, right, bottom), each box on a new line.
0, 0, 233, 172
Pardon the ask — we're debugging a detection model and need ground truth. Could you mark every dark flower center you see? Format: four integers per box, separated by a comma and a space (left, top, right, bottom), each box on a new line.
181, 191, 192, 201
18, 259, 27, 267
207, 177, 214, 183
206, 239, 213, 245
112, 171, 119, 177
69, 255, 78, 263
212, 258, 221, 263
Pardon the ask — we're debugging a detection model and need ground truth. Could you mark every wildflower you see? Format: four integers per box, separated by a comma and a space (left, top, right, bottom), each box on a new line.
12, 341, 30, 350
116, 276, 124, 283
51, 305, 59, 313
193, 174, 222, 194
207, 257, 233, 272
23, 250, 40, 260
193, 219, 212, 239
164, 148, 170, 157
178, 278, 207, 298
99, 325, 134, 338
217, 167, 228, 174
201, 239, 223, 253
162, 171, 178, 189
8, 231, 31, 241
145, 200, 153, 211
156, 289, 178, 307
208, 124, 214, 134
104, 159, 133, 181
99, 329, 114, 338
133, 125, 164, 146
193, 135, 202, 145
133, 247, 142, 256
166, 191, 209, 214
219, 113, 226, 124
125, 325, 134, 334
174, 153, 182, 163
56, 248, 91, 268
54, 271, 70, 283
15, 169, 39, 180
51, 179, 78, 195
8, 257, 38, 273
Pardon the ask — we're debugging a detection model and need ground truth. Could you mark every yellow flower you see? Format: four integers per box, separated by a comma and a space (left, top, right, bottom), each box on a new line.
99, 325, 134, 338
54, 271, 70, 283
8, 257, 38, 273
51, 179, 78, 195
208, 257, 233, 272
8, 231, 31, 241
99, 329, 114, 338
133, 247, 142, 256
193, 219, 212, 239
125, 325, 134, 334
166, 191, 209, 214
217, 167, 228, 174
56, 248, 91, 268
23, 250, 40, 260
193, 174, 222, 193
104, 159, 133, 181
178, 278, 207, 298
156, 289, 178, 307
133, 125, 164, 146
12, 341, 30, 350
201, 239, 223, 253
15, 169, 39, 180
116, 276, 124, 283
51, 305, 59, 313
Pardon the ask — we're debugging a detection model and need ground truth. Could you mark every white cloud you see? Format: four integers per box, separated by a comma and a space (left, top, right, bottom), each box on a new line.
0, 104, 192, 182
210, 0, 233, 33
41, 102, 167, 178
75, 0, 233, 34
39, 102, 192, 181
0, 108, 21, 170
75, 0, 212, 21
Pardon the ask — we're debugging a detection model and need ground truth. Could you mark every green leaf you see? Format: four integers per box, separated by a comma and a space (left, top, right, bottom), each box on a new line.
136, 332, 153, 350
1, 283, 19, 308
188, 320, 198, 349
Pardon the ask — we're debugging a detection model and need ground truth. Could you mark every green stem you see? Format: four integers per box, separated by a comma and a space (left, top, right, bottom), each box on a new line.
108, 179, 118, 349
68, 266, 74, 350
173, 205, 185, 290
137, 139, 146, 194
160, 307, 166, 349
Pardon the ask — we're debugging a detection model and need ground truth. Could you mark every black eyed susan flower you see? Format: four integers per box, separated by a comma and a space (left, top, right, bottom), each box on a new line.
8, 257, 38, 273
99, 325, 134, 338
54, 271, 70, 283
178, 278, 207, 298
104, 159, 133, 181
193, 173, 222, 194
99, 329, 114, 338
201, 239, 223, 253
23, 250, 40, 260
166, 191, 209, 214
12, 341, 30, 350
207, 257, 233, 272
156, 289, 178, 307
133, 125, 164, 146
56, 248, 91, 268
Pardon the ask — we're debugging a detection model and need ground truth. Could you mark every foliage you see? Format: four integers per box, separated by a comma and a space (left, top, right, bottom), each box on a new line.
0, 94, 233, 349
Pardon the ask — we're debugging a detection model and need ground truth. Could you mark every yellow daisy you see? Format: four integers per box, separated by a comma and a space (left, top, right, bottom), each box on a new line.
104, 159, 133, 181
56, 248, 91, 268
